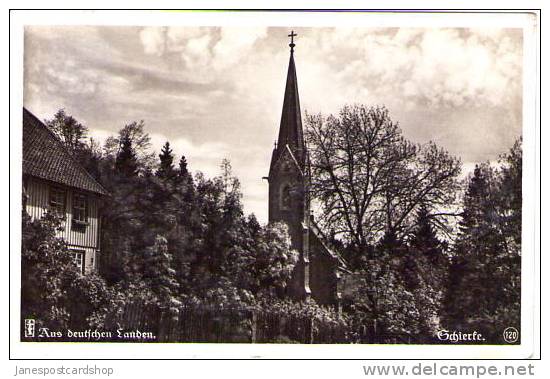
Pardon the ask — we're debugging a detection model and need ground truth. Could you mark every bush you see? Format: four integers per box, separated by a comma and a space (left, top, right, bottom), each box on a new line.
21, 211, 117, 334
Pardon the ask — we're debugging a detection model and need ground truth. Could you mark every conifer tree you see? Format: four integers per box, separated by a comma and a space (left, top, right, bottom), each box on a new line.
142, 235, 181, 317
115, 135, 138, 177
178, 154, 190, 179
443, 162, 520, 343
156, 141, 176, 179
410, 205, 447, 265
175, 153, 195, 204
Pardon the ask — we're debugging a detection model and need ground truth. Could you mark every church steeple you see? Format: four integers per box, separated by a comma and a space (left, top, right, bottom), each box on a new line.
275, 30, 305, 165
264, 31, 343, 309
266, 31, 311, 301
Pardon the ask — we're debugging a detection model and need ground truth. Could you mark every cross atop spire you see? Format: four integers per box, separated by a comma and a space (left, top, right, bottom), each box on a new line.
272, 30, 305, 167
288, 30, 297, 54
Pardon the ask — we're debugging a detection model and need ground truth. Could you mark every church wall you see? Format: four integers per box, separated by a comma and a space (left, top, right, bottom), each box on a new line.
309, 234, 340, 308
268, 167, 306, 252
268, 158, 311, 301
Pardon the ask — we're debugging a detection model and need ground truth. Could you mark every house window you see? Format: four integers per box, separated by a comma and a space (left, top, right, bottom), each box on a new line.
72, 193, 88, 231
73, 193, 88, 222
71, 250, 85, 274
49, 187, 66, 216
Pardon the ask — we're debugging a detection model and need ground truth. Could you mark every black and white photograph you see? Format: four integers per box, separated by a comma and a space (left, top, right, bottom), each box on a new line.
10, 10, 539, 360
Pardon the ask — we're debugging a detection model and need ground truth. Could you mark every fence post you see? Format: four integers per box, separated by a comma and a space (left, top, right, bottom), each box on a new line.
279, 315, 285, 337
250, 310, 257, 343
309, 317, 314, 344
157, 311, 165, 342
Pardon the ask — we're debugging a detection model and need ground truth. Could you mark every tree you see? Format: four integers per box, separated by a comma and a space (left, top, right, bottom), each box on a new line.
406, 206, 449, 338
305, 105, 461, 256
253, 222, 299, 297
44, 109, 103, 181
21, 210, 115, 334
345, 255, 423, 343
409, 205, 448, 266
141, 235, 182, 317
443, 139, 522, 344
178, 154, 190, 179
78, 137, 104, 181
225, 222, 299, 298
156, 141, 176, 180
115, 134, 138, 177
21, 211, 76, 331
495, 137, 522, 254
104, 120, 156, 174
44, 109, 89, 154
444, 164, 501, 340
219, 159, 243, 224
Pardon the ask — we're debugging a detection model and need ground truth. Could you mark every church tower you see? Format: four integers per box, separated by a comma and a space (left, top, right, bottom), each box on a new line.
266, 31, 311, 300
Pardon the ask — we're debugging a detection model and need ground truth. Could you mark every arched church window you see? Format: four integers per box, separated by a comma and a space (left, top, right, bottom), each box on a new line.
281, 184, 291, 209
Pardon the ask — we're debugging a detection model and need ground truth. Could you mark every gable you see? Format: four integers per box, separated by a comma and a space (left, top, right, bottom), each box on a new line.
269, 144, 304, 178
22, 108, 108, 196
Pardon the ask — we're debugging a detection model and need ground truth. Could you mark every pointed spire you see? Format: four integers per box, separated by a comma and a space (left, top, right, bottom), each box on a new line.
276, 31, 304, 165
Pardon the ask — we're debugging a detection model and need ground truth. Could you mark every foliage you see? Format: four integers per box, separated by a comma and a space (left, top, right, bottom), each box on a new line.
44, 109, 89, 154
142, 235, 182, 316
345, 248, 439, 343
157, 141, 177, 180
225, 222, 299, 297
178, 154, 190, 179
305, 104, 461, 260
104, 120, 156, 175
443, 138, 522, 343
64, 272, 121, 329
21, 211, 75, 330
115, 134, 139, 177
23, 107, 522, 345
21, 211, 115, 331
257, 297, 348, 330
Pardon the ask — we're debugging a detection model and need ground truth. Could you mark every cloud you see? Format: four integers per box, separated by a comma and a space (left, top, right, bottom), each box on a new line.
23, 26, 523, 223
139, 26, 268, 76
301, 27, 522, 111
139, 27, 166, 55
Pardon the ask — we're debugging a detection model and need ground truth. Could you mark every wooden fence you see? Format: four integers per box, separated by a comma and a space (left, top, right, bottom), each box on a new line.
99, 302, 350, 344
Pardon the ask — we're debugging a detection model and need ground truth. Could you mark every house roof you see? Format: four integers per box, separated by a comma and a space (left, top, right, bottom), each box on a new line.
22, 108, 108, 196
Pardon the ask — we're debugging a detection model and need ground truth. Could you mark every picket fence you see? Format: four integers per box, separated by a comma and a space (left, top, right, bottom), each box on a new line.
100, 302, 350, 344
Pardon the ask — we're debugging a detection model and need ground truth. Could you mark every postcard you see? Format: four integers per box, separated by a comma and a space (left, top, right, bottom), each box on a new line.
9, 9, 540, 359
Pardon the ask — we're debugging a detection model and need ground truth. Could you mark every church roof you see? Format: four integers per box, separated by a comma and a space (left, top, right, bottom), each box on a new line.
276, 50, 305, 165
309, 220, 350, 272
22, 108, 108, 196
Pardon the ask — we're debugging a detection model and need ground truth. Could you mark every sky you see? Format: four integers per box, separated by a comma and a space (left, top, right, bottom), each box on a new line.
23, 26, 523, 223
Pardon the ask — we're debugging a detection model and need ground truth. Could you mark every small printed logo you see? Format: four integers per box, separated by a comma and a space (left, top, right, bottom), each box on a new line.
24, 319, 35, 338
503, 327, 519, 344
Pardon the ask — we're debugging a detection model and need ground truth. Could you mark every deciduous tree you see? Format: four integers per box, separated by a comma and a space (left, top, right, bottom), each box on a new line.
306, 105, 461, 255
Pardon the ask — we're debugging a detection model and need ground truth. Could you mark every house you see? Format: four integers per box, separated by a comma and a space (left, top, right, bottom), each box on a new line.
266, 33, 349, 310
22, 108, 108, 274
